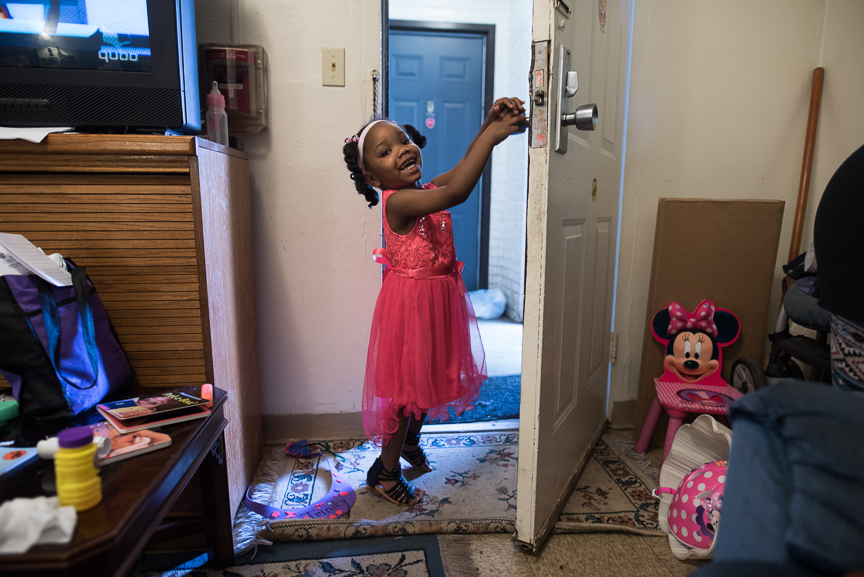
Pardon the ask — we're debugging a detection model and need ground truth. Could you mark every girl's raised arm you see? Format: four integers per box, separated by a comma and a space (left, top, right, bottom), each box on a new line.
430, 97, 525, 188
387, 108, 526, 224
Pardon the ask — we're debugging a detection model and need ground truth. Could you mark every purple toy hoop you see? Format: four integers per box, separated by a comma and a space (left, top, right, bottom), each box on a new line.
244, 442, 356, 521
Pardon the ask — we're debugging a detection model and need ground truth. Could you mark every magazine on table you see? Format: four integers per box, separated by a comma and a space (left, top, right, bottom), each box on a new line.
97, 403, 210, 434
96, 386, 209, 421
87, 422, 172, 465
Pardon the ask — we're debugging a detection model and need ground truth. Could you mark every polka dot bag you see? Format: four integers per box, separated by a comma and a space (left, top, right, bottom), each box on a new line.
656, 460, 727, 551
653, 414, 732, 560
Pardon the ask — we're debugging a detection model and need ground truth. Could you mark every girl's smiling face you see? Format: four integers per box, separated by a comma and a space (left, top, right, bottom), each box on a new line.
362, 122, 422, 190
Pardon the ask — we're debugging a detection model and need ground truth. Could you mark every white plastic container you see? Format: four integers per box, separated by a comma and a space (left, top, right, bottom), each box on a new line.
205, 81, 229, 146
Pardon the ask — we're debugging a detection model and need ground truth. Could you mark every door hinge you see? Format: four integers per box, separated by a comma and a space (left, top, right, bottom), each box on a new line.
609, 331, 618, 364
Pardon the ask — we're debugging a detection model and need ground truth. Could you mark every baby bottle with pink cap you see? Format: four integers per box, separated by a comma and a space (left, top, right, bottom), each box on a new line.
205, 81, 229, 146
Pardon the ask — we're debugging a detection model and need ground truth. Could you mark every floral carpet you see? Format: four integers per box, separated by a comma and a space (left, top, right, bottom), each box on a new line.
220, 551, 428, 577
139, 535, 445, 577
233, 432, 661, 552
553, 434, 662, 535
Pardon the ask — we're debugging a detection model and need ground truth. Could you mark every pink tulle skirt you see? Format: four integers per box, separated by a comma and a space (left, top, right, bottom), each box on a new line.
362, 270, 486, 446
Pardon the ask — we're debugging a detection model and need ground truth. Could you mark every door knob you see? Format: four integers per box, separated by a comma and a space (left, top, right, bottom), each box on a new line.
562, 104, 598, 131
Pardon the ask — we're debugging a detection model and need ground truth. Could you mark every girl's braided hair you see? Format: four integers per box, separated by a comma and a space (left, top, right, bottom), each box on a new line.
343, 120, 428, 207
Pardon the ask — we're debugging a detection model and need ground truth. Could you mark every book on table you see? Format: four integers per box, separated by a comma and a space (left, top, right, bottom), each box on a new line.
97, 403, 210, 434
96, 386, 209, 421
96, 385, 211, 434
87, 422, 172, 465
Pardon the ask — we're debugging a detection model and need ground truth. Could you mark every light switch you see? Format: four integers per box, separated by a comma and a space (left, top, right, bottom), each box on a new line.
322, 47, 345, 87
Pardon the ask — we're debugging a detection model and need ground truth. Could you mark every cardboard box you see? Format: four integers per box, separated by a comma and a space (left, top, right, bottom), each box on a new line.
634, 198, 785, 447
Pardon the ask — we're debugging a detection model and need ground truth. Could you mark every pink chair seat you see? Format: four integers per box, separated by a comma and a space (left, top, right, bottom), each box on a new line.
636, 379, 743, 462
655, 379, 742, 414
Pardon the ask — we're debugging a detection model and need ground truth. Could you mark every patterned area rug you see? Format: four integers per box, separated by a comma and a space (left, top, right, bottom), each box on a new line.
554, 434, 661, 535
233, 432, 661, 552
139, 534, 445, 577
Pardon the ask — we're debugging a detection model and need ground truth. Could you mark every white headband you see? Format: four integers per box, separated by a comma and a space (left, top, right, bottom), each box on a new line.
356, 119, 395, 173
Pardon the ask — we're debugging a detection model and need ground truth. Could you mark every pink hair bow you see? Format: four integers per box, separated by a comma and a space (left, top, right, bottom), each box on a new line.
667, 300, 717, 336
344, 135, 360, 144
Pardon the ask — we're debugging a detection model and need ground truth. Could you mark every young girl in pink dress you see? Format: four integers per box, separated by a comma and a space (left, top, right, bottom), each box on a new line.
342, 97, 526, 506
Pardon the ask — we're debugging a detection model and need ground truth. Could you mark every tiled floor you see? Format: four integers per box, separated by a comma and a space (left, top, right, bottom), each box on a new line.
440, 531, 704, 577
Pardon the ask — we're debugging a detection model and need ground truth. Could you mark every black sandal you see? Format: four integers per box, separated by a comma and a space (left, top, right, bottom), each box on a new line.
366, 457, 424, 506
401, 430, 433, 472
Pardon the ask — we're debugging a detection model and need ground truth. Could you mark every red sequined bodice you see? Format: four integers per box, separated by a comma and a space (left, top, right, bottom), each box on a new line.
382, 185, 456, 270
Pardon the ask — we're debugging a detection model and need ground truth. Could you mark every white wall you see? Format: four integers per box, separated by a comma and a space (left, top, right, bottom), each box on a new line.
609, 0, 864, 405
390, 0, 532, 321
193, 0, 864, 422
195, 0, 382, 417
801, 0, 864, 250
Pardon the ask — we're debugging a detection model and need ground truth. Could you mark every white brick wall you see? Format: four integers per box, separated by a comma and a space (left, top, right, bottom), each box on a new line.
390, 0, 531, 321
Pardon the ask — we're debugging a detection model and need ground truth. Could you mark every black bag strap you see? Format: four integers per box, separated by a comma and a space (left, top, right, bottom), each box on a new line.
34, 266, 99, 391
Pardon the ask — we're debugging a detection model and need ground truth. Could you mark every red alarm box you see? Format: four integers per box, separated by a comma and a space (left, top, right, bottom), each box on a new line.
199, 44, 267, 133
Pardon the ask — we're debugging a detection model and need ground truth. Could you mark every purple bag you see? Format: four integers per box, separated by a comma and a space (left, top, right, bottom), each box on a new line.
0, 264, 133, 420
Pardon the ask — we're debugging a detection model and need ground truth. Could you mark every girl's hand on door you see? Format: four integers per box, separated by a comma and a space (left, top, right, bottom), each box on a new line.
484, 108, 527, 145
487, 97, 525, 123
431, 98, 525, 189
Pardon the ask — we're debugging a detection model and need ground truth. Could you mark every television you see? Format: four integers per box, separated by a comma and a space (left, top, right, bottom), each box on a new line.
0, 0, 200, 134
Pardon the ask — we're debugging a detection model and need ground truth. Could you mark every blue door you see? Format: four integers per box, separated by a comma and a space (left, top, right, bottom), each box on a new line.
389, 30, 486, 291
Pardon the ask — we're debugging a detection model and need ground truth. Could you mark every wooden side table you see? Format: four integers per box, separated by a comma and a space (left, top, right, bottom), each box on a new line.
0, 388, 234, 576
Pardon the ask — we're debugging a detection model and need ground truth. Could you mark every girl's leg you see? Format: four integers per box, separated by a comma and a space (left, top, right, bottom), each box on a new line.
368, 409, 425, 504
402, 412, 433, 472
380, 410, 410, 472
408, 412, 426, 436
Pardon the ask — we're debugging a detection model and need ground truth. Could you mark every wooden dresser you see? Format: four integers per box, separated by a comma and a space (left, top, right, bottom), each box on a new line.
0, 134, 262, 518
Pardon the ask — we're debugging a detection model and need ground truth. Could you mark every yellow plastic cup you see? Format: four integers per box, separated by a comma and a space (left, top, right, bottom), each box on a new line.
55, 477, 102, 511
55, 427, 102, 511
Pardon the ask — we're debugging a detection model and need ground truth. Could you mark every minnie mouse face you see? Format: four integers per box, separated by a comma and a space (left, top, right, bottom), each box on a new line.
704, 493, 723, 533
666, 332, 719, 382
652, 300, 741, 387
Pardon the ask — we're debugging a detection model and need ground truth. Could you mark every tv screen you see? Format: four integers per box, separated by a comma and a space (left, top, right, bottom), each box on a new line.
0, 0, 199, 133
0, 0, 152, 72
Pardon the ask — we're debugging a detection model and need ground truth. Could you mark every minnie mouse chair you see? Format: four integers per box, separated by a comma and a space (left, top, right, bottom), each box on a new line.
636, 300, 743, 461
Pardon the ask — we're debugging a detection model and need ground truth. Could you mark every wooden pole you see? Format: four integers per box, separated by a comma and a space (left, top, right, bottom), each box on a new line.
788, 67, 824, 263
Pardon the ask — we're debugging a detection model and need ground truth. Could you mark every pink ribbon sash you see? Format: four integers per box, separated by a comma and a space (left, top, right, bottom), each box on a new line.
372, 248, 464, 280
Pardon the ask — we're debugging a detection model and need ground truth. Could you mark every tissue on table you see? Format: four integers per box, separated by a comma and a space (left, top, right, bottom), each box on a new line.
0, 496, 76, 554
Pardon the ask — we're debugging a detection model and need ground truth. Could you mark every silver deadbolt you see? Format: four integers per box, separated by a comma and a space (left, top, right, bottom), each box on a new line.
555, 46, 599, 153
